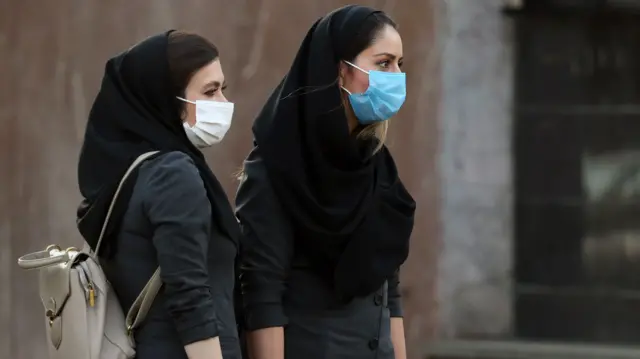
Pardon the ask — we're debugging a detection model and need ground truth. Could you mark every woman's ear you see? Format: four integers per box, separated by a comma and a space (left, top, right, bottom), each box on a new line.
179, 106, 187, 123
338, 61, 348, 87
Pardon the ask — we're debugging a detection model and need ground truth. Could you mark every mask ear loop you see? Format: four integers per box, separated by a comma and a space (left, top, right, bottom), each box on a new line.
341, 61, 371, 95
343, 60, 370, 75
177, 97, 197, 128
176, 96, 196, 104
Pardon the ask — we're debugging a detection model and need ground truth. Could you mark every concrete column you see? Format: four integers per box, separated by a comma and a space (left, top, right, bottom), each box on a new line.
435, 0, 515, 338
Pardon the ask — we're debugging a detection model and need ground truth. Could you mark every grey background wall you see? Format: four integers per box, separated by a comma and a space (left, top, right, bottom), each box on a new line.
434, 0, 515, 339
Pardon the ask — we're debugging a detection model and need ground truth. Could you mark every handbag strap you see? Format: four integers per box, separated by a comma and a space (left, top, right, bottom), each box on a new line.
93, 151, 163, 334
94, 151, 159, 256
126, 267, 162, 334
17, 246, 75, 270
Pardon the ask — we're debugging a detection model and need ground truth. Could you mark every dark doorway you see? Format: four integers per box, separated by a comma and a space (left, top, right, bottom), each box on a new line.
514, 8, 640, 344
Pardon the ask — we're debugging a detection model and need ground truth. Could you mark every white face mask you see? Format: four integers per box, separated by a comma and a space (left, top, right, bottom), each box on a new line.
178, 97, 234, 148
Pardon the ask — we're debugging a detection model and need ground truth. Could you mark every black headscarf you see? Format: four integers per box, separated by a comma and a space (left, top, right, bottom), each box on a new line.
77, 31, 239, 257
252, 6, 416, 298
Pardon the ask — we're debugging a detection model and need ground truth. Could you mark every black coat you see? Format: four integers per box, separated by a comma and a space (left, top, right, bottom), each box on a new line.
236, 147, 402, 359
103, 152, 242, 359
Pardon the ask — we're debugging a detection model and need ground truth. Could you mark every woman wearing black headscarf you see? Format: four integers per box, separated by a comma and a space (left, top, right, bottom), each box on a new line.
236, 5, 415, 359
77, 31, 241, 359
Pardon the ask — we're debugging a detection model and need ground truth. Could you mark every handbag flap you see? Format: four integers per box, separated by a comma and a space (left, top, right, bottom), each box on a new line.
38, 249, 85, 317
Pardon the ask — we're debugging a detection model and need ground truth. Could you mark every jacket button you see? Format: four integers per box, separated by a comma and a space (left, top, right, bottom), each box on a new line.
373, 294, 383, 306
368, 338, 379, 350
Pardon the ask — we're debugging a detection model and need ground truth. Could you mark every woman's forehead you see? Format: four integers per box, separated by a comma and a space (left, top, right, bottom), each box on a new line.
360, 26, 403, 58
189, 59, 225, 89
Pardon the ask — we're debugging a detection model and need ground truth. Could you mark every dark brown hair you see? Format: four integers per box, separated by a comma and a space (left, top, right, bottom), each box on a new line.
341, 12, 397, 63
167, 30, 220, 114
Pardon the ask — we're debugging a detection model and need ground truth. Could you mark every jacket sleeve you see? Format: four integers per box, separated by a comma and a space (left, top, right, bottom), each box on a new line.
235, 147, 294, 331
388, 270, 403, 318
142, 151, 218, 345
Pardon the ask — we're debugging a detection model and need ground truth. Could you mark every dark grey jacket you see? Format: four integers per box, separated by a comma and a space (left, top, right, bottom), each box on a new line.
102, 151, 241, 359
236, 147, 402, 359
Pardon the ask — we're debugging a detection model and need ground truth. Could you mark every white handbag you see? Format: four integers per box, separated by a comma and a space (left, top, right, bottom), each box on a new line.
17, 151, 162, 359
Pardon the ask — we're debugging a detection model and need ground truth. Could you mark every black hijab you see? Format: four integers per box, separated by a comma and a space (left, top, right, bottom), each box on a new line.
77, 31, 239, 257
252, 6, 416, 298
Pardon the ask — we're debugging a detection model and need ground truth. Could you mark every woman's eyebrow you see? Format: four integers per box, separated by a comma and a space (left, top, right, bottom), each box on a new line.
373, 52, 396, 59
202, 80, 222, 89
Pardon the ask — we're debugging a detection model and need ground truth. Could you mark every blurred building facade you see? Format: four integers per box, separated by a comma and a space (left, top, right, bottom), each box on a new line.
432, 0, 640, 358
3, 0, 640, 358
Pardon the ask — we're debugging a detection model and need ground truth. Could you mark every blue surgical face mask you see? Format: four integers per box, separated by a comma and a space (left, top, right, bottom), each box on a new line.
341, 60, 406, 124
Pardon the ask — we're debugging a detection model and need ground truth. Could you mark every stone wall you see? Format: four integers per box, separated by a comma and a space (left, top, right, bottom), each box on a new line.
435, 0, 515, 339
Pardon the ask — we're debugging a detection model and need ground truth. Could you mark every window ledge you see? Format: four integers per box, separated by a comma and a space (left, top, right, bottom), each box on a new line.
424, 339, 640, 359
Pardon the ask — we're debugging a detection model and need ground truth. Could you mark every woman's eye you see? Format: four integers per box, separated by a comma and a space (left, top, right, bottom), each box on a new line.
204, 85, 227, 97
378, 60, 390, 68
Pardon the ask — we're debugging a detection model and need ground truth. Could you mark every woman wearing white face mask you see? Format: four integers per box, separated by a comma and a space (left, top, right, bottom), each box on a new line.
178, 92, 234, 147
76, 30, 241, 359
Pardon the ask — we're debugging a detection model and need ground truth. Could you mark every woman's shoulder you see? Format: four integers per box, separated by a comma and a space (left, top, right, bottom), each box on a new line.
236, 146, 291, 228
141, 150, 196, 170
140, 151, 199, 177
242, 146, 267, 178
237, 146, 276, 196
137, 151, 204, 193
